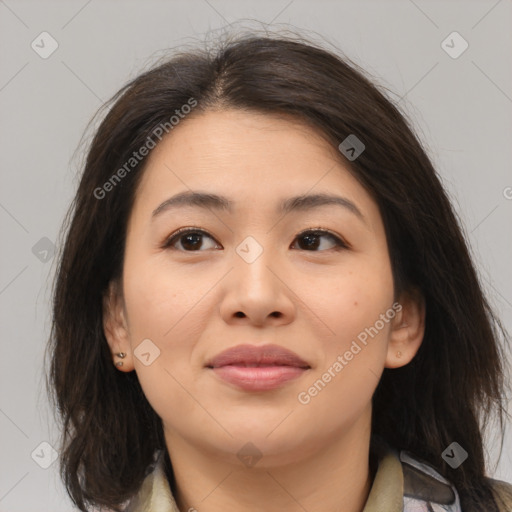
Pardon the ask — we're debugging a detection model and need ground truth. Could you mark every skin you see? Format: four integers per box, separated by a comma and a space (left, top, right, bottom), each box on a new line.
103, 109, 425, 512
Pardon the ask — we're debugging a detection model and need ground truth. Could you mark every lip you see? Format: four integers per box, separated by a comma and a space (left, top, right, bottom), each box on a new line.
206, 344, 310, 391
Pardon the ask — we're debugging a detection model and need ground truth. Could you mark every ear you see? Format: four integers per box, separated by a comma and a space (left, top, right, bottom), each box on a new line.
385, 287, 426, 369
102, 279, 134, 372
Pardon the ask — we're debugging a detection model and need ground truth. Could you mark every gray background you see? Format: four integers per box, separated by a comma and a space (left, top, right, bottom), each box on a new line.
1, 0, 511, 510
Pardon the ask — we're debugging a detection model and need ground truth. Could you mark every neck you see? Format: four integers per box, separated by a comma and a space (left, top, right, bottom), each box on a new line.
164, 407, 374, 512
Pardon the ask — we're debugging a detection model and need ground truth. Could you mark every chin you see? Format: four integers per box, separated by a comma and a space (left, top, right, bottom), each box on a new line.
216, 427, 314, 465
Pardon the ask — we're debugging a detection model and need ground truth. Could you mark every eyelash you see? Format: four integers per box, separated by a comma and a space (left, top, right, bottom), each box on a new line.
161, 227, 349, 252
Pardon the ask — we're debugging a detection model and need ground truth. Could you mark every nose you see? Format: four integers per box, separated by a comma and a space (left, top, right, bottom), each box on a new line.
218, 243, 295, 327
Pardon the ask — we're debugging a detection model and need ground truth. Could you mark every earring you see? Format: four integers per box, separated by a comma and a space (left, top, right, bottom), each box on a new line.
396, 351, 402, 358
115, 352, 126, 367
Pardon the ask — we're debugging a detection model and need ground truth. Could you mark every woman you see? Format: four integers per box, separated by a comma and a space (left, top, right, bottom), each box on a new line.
46, 32, 512, 511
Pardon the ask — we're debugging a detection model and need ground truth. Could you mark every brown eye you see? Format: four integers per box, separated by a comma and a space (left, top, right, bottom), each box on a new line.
292, 229, 348, 251
162, 228, 348, 252
162, 228, 219, 251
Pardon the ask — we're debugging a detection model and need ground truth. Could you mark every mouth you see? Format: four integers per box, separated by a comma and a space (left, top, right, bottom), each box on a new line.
205, 344, 311, 391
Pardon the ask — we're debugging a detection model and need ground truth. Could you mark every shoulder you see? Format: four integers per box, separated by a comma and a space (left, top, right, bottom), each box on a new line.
487, 478, 512, 512
400, 450, 512, 512
398, 450, 462, 511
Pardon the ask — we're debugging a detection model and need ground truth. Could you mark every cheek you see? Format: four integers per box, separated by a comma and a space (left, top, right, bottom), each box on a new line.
121, 259, 212, 417
122, 254, 205, 340
299, 256, 394, 411
305, 258, 394, 344
296, 297, 394, 431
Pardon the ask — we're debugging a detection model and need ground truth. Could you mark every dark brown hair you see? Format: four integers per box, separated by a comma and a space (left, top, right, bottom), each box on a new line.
46, 31, 510, 511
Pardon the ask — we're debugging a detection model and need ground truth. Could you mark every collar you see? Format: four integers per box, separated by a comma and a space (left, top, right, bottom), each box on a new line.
123, 441, 461, 512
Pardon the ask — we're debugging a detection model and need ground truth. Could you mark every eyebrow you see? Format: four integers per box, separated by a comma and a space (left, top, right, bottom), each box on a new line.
151, 190, 367, 224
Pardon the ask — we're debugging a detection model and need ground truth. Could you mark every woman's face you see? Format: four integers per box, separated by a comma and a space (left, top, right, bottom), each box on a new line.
105, 109, 417, 466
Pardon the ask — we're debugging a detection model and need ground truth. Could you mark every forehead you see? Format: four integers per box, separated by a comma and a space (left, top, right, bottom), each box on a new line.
142, 108, 339, 175
130, 109, 380, 227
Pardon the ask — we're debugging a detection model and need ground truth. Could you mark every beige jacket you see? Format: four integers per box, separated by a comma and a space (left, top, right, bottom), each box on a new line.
123, 444, 512, 512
